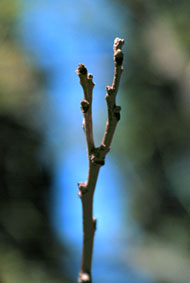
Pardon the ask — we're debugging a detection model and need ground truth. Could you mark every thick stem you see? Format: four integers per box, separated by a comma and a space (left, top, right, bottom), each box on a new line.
79, 194, 94, 283
78, 164, 100, 283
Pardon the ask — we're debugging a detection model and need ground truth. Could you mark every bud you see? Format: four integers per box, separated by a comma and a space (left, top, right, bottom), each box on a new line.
115, 49, 123, 66
76, 64, 87, 75
81, 99, 89, 114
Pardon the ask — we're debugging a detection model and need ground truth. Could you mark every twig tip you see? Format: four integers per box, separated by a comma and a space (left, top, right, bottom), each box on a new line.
76, 64, 88, 75
114, 37, 125, 50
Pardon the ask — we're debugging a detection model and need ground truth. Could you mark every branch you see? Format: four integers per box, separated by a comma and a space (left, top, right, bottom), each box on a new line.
76, 37, 124, 283
75, 64, 95, 155
101, 37, 124, 152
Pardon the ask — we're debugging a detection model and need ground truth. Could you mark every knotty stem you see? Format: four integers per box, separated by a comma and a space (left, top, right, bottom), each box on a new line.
76, 37, 124, 283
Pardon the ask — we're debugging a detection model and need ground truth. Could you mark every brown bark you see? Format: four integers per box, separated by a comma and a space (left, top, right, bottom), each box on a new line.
76, 37, 124, 283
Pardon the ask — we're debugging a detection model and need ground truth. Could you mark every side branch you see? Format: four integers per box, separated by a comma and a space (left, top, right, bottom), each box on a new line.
76, 64, 95, 154
76, 64, 98, 283
101, 37, 124, 152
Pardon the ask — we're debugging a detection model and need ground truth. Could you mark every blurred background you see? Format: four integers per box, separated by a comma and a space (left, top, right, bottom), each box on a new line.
0, 0, 189, 282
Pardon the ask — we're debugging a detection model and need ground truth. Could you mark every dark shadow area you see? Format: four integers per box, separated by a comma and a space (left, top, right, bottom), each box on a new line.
0, 115, 72, 283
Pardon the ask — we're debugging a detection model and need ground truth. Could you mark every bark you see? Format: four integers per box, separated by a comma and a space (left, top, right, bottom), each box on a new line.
76, 37, 124, 283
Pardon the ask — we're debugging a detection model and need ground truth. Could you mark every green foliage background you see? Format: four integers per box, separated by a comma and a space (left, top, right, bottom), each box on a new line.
115, 1, 190, 282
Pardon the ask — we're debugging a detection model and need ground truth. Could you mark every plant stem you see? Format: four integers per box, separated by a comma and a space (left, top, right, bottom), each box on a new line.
76, 37, 124, 283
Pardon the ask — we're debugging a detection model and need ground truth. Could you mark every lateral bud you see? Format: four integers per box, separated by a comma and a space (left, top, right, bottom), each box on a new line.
81, 99, 89, 114
114, 49, 123, 66
90, 147, 105, 166
88, 73, 93, 79
77, 182, 88, 197
113, 105, 121, 121
106, 86, 114, 96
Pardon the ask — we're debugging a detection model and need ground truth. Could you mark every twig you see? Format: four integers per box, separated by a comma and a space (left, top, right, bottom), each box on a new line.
76, 37, 124, 283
